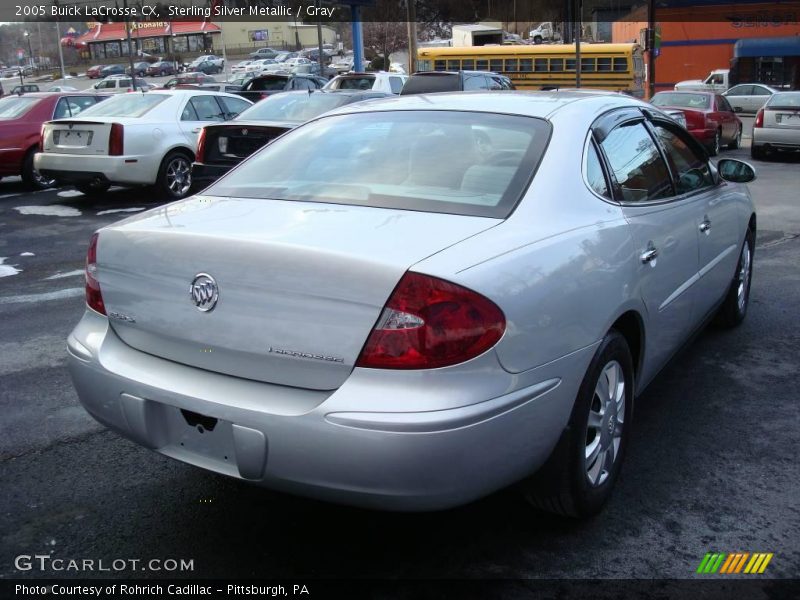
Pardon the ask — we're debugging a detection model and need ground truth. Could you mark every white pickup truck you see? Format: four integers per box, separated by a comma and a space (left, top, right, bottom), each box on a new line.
529, 22, 562, 44
674, 69, 730, 92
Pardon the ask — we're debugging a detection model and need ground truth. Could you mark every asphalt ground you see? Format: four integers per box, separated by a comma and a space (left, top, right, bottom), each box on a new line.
0, 136, 798, 591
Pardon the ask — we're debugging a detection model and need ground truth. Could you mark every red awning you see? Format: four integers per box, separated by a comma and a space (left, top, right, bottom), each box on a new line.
75, 22, 220, 44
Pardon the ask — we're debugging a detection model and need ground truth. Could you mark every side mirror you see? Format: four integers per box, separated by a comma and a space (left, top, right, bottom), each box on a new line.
717, 158, 757, 183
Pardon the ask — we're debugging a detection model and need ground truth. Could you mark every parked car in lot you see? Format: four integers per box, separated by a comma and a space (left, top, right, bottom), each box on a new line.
751, 91, 800, 159
235, 73, 324, 103
250, 47, 280, 60
190, 55, 225, 75
324, 72, 407, 94
91, 76, 151, 94
0, 92, 105, 189
36, 90, 252, 199
226, 74, 255, 89
10, 84, 40, 94
650, 91, 742, 155
400, 70, 511, 94
100, 64, 126, 78
162, 72, 218, 89
192, 89, 389, 187
723, 83, 780, 114
86, 65, 104, 79
145, 61, 176, 77
67, 91, 757, 516
126, 62, 150, 77
47, 85, 79, 92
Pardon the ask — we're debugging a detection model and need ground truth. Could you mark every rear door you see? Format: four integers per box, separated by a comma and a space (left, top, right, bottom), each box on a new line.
178, 95, 227, 145
595, 112, 700, 379
725, 84, 752, 113
714, 94, 738, 140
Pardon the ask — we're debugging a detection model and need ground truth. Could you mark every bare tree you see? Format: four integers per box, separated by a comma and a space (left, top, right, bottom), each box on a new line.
362, 21, 407, 70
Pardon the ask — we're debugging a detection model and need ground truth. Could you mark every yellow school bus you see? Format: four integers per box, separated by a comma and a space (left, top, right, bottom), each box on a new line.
417, 43, 645, 97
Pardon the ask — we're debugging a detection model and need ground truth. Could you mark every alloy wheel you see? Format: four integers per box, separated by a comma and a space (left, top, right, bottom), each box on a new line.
737, 242, 752, 312
165, 156, 191, 197
585, 360, 626, 487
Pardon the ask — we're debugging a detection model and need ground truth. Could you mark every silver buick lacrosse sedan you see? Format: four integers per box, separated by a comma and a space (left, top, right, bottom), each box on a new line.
68, 91, 757, 517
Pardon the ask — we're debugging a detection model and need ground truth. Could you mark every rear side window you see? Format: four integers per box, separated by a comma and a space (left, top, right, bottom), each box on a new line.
401, 73, 461, 94
389, 77, 404, 94
600, 121, 672, 202
190, 96, 225, 121
206, 110, 551, 219
585, 142, 610, 199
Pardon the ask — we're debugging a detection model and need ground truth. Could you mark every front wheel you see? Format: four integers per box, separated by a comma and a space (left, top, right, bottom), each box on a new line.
157, 151, 193, 200
524, 330, 634, 518
716, 230, 754, 328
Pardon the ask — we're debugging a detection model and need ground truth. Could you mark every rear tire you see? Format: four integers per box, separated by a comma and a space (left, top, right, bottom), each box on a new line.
728, 125, 742, 149
524, 330, 634, 518
750, 144, 765, 160
156, 151, 193, 200
707, 130, 721, 156
21, 149, 56, 190
716, 229, 754, 328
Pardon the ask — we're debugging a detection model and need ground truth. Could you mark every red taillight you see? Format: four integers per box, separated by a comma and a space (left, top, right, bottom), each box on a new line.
108, 123, 124, 156
260, 92, 270, 99
754, 108, 764, 128
195, 127, 207, 163
356, 272, 506, 369
86, 233, 106, 315
39, 123, 46, 151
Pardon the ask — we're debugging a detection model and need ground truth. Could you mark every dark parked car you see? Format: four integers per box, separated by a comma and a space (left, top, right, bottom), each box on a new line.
162, 72, 218, 89
651, 91, 742, 156
146, 61, 176, 77
0, 92, 105, 188
86, 65, 103, 79
235, 73, 324, 103
400, 70, 514, 95
126, 61, 149, 77
10, 84, 40, 94
100, 64, 126, 77
192, 89, 389, 187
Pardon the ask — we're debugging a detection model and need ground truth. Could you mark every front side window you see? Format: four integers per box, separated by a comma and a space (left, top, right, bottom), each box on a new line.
600, 121, 672, 203
206, 110, 551, 219
653, 123, 714, 195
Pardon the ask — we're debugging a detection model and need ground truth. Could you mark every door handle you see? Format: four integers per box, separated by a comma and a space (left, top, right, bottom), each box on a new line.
191, 127, 201, 133
640, 247, 659, 264
700, 219, 712, 234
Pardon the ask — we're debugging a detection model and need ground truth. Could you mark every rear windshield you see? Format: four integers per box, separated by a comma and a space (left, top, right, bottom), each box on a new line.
0, 96, 40, 119
238, 92, 353, 123
401, 73, 461, 95
652, 93, 710, 109
767, 93, 800, 109
206, 110, 550, 218
78, 94, 167, 118
248, 78, 288, 91
336, 76, 375, 90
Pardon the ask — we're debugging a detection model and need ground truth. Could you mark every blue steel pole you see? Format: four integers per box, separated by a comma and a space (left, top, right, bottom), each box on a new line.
351, 5, 364, 72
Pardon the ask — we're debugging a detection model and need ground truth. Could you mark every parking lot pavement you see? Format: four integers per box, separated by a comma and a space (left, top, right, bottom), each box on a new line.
1, 149, 798, 581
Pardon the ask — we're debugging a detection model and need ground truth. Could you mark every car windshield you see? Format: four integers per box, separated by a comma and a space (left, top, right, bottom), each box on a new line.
0, 95, 40, 119
652, 93, 710, 109
78, 93, 167, 118
767, 93, 800, 110
336, 76, 375, 90
237, 92, 354, 123
206, 110, 551, 219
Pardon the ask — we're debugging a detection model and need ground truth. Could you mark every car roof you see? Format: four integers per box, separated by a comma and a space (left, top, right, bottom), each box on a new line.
324, 90, 644, 120
6, 91, 96, 99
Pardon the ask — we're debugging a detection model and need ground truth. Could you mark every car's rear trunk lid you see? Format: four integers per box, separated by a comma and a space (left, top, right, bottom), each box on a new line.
765, 106, 800, 129
200, 121, 293, 166
98, 196, 498, 390
41, 120, 115, 155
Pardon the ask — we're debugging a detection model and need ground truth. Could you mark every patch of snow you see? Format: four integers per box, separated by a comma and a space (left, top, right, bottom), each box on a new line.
20, 252, 35, 257
57, 190, 85, 199
45, 269, 84, 280
97, 207, 146, 216
0, 257, 22, 278
0, 288, 83, 304
14, 205, 82, 217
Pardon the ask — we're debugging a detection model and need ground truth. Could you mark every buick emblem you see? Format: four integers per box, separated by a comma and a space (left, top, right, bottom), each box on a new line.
190, 273, 219, 312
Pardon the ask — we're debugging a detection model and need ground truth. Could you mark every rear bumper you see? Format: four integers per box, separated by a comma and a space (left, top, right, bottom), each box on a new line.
67, 309, 591, 511
688, 127, 716, 143
191, 162, 232, 189
752, 128, 800, 150
35, 152, 155, 186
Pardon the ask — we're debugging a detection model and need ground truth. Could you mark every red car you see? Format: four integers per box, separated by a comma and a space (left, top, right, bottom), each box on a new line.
651, 91, 742, 156
86, 65, 103, 79
0, 92, 105, 189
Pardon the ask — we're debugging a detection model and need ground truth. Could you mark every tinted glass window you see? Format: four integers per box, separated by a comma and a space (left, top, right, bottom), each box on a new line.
447, 59, 460, 71
600, 121, 672, 202
237, 92, 348, 123
80, 93, 167, 118
219, 96, 251, 118
767, 93, 800, 109
336, 76, 375, 91
652, 93, 710, 109
53, 98, 71, 119
586, 142, 610, 198
190, 96, 225, 121
250, 78, 289, 91
463, 74, 488, 90
727, 85, 752, 96
613, 57, 628, 72
66, 96, 99, 116
751, 86, 771, 96
401, 73, 460, 94
389, 77, 403, 94
716, 95, 733, 112
476, 59, 488, 71
654, 124, 714, 195
206, 111, 551, 219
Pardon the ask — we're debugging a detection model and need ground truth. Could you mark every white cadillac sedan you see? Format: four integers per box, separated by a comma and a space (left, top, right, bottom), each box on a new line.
68, 92, 757, 516
35, 90, 252, 199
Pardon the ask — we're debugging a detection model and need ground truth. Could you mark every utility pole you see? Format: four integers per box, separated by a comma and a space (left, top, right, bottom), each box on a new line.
575, 0, 582, 88
123, 0, 136, 90
55, 20, 66, 80
648, 0, 656, 98
406, 0, 417, 74
316, 0, 324, 75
